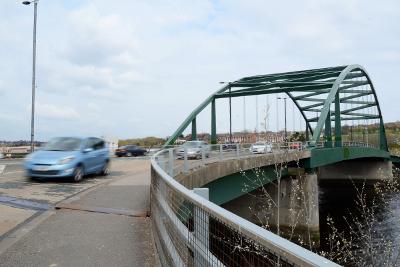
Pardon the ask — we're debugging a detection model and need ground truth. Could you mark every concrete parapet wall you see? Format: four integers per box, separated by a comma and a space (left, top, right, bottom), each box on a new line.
176, 150, 311, 189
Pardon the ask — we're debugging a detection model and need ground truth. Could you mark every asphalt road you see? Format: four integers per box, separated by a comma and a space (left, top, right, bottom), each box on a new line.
0, 157, 147, 237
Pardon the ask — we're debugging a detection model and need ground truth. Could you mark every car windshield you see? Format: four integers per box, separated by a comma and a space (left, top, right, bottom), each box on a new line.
43, 137, 82, 151
183, 141, 202, 148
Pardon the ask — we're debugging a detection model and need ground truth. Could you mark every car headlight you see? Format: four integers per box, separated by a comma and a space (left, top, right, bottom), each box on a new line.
58, 156, 75, 165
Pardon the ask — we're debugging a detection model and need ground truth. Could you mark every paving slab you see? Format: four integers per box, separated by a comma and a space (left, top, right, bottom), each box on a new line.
0, 205, 36, 236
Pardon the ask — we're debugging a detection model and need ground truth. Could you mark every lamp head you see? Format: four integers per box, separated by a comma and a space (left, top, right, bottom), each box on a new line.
22, 1, 31, 5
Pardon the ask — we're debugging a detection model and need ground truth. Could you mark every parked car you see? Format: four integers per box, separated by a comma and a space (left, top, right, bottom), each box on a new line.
115, 145, 147, 157
24, 137, 110, 182
250, 142, 273, 154
0, 153, 4, 159
176, 141, 210, 159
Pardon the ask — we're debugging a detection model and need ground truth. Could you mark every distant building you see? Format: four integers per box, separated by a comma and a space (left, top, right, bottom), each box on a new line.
101, 136, 119, 153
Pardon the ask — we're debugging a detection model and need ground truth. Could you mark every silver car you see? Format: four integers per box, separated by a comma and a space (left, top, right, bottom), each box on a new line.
250, 142, 273, 154
177, 141, 210, 159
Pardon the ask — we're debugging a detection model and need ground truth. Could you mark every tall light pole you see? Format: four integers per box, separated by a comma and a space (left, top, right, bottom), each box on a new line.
277, 97, 287, 140
23, 0, 38, 153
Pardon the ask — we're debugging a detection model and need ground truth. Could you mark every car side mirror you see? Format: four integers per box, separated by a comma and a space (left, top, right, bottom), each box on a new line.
83, 148, 94, 153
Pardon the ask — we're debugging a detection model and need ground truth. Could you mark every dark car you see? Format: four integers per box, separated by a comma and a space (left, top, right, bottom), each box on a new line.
115, 145, 147, 157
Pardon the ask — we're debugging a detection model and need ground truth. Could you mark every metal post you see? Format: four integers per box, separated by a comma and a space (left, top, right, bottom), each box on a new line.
193, 188, 209, 267
191, 117, 197, 141
243, 96, 246, 132
201, 146, 205, 165
168, 149, 174, 176
284, 98, 287, 140
256, 95, 259, 137
211, 99, 217, 144
324, 110, 332, 148
183, 147, 188, 173
219, 144, 223, 160
334, 92, 342, 147
229, 85, 232, 143
24, 0, 39, 153
277, 97, 287, 141
236, 143, 240, 158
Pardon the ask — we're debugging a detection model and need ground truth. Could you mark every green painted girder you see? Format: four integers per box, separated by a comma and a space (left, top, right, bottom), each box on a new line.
340, 104, 376, 114
345, 112, 379, 117
298, 97, 326, 102
165, 64, 389, 152
340, 91, 374, 101
341, 116, 380, 121
240, 66, 347, 82
340, 100, 375, 105
302, 102, 325, 110
339, 89, 372, 94
339, 81, 370, 91
203, 166, 286, 205
308, 114, 380, 122
164, 84, 228, 145
214, 84, 333, 99
293, 90, 331, 100
305, 147, 390, 168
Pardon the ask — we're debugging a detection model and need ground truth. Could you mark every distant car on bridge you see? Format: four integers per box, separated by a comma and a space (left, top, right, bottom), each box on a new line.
115, 145, 147, 157
176, 141, 210, 159
222, 141, 237, 150
24, 137, 110, 182
250, 142, 272, 154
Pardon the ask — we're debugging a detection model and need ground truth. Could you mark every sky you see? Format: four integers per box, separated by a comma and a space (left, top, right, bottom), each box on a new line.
0, 0, 399, 141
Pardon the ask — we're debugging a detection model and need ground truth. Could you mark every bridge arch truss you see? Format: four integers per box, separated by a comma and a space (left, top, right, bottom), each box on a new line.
166, 64, 388, 151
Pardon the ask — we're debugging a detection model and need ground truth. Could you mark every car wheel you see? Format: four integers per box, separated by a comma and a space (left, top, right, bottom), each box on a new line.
73, 166, 84, 183
101, 161, 110, 176
127, 152, 132, 157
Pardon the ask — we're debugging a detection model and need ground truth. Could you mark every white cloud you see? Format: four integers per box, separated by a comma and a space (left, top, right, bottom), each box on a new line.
34, 103, 79, 120
0, 0, 400, 140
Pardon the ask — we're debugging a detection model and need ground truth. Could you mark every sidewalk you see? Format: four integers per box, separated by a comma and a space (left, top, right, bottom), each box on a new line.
0, 160, 155, 267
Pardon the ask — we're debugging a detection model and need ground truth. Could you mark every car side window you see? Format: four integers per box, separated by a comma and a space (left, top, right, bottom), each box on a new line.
85, 138, 96, 150
93, 139, 105, 150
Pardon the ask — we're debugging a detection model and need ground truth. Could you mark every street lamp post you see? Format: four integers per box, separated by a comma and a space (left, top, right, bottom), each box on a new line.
277, 97, 287, 140
23, 0, 38, 153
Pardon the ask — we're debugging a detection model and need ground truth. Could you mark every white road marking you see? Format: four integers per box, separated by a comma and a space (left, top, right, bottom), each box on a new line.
3, 170, 24, 175
0, 165, 5, 174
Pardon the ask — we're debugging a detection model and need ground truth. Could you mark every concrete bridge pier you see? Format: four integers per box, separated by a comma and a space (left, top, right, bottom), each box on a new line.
222, 171, 320, 246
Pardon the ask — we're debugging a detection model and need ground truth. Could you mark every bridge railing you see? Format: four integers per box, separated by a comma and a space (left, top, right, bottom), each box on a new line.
157, 142, 307, 177
151, 145, 340, 266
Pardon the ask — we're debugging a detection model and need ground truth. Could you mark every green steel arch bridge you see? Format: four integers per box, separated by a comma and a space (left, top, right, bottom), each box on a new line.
165, 64, 397, 168
152, 64, 399, 266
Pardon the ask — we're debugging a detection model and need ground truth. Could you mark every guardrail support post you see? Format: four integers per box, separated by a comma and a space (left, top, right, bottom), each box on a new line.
184, 147, 189, 173
168, 149, 174, 176
219, 144, 223, 160
193, 188, 209, 267
201, 146, 205, 165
